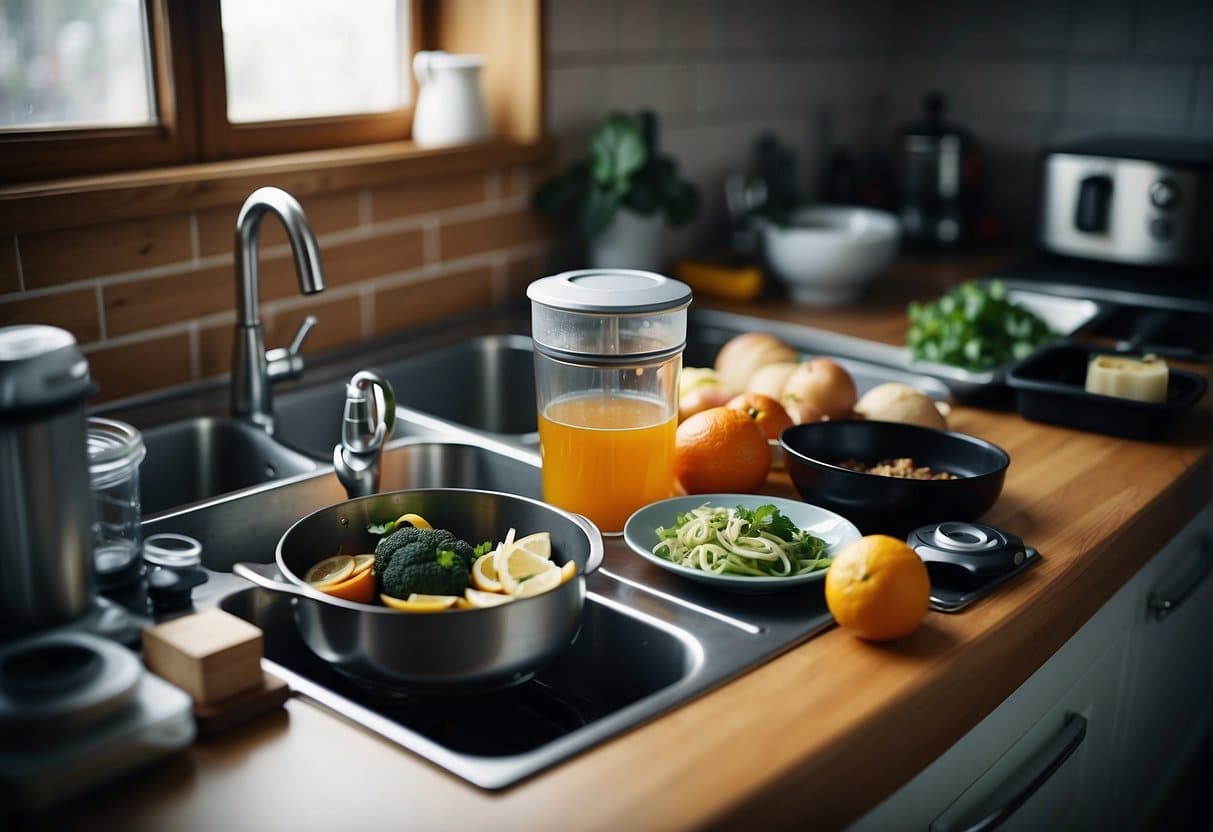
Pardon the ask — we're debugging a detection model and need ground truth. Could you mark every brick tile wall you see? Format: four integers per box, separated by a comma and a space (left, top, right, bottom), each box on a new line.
0, 166, 555, 403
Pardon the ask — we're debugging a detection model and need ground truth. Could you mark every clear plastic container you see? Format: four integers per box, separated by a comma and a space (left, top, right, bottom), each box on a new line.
527, 270, 691, 534
86, 418, 146, 588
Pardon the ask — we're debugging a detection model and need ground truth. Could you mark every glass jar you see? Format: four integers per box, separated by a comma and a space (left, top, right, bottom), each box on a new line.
86, 417, 146, 588
527, 270, 692, 534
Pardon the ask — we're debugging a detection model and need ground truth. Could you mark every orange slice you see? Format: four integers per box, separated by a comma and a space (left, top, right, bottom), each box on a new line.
318, 567, 375, 604
304, 555, 355, 587
350, 554, 375, 577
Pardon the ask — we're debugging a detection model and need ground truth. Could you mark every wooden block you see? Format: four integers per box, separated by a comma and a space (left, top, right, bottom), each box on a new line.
141, 608, 263, 706
194, 671, 291, 738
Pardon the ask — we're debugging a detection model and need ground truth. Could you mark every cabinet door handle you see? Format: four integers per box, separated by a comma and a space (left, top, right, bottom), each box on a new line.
942, 712, 1088, 832
1147, 542, 1210, 622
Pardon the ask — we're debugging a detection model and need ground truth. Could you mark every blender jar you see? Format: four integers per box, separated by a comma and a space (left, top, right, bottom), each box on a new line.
527, 270, 692, 534
86, 417, 146, 588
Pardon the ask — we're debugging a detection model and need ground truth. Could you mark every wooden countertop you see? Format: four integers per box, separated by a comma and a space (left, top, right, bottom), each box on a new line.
45, 251, 1210, 832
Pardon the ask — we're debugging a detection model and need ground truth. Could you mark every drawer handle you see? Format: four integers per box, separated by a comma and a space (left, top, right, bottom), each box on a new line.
1147, 542, 1210, 622
946, 712, 1087, 832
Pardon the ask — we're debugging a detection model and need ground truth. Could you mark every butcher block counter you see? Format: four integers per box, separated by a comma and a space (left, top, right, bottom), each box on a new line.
43, 252, 1211, 831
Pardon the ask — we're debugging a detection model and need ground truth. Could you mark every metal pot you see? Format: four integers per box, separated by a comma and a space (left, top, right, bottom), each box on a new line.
234, 488, 603, 693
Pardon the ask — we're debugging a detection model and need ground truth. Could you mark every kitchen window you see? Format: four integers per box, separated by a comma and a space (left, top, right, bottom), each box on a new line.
0, 0, 422, 183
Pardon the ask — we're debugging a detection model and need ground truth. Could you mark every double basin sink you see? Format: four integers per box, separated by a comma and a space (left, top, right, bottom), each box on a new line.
123, 319, 929, 788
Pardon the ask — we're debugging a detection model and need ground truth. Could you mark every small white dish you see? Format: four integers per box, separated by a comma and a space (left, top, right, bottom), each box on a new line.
623, 493, 860, 594
760, 205, 900, 306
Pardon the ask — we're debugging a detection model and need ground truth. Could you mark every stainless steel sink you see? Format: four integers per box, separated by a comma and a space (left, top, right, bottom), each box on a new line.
146, 439, 542, 572
273, 334, 538, 458
140, 417, 321, 516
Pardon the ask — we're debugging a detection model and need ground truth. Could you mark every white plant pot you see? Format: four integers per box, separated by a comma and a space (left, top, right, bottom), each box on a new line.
588, 210, 665, 271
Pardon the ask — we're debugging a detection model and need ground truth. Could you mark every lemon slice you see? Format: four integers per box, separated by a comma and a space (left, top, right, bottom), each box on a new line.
513, 531, 551, 561
350, 554, 375, 577
471, 552, 503, 592
379, 593, 457, 612
496, 545, 552, 595
559, 560, 577, 584
463, 588, 515, 608
395, 513, 432, 530
511, 562, 563, 598
304, 555, 355, 587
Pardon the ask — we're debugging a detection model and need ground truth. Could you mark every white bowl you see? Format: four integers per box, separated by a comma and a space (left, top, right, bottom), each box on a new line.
623, 494, 860, 594
760, 205, 900, 305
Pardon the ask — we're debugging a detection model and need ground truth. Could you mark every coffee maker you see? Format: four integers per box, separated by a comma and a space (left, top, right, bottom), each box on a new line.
0, 325, 194, 816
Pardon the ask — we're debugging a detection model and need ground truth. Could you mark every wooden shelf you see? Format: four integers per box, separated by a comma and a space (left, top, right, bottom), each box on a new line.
0, 136, 554, 234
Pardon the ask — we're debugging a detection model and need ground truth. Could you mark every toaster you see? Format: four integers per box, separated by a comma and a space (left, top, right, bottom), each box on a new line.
1039, 136, 1210, 268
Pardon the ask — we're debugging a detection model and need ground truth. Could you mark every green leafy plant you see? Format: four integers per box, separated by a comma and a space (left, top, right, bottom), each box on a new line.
907, 280, 1056, 371
533, 111, 700, 239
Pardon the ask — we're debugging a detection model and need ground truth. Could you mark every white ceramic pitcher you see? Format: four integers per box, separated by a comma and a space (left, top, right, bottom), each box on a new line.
412, 50, 490, 148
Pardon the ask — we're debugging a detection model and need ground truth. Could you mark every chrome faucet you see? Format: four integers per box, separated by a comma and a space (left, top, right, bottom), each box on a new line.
231, 187, 326, 433
334, 370, 396, 498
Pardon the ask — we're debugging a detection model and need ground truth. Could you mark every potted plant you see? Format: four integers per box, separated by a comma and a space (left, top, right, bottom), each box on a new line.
533, 111, 700, 271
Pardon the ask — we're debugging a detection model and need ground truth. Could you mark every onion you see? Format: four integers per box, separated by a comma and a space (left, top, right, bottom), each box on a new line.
780, 358, 857, 422
714, 333, 798, 394
678, 384, 733, 422
746, 361, 799, 399
853, 383, 947, 429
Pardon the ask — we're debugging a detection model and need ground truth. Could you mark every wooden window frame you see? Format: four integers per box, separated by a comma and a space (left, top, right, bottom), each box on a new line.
0, 0, 426, 182
0, 0, 197, 183
192, 0, 423, 161
0, 0, 545, 203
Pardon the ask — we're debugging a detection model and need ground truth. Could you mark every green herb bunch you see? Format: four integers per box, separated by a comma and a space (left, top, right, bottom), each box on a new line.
907, 280, 1056, 372
533, 110, 700, 239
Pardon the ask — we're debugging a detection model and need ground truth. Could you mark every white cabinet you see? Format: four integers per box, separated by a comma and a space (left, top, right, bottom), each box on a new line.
1113, 509, 1211, 830
850, 508, 1210, 832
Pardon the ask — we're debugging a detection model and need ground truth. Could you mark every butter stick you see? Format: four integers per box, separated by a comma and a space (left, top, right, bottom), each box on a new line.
1085, 354, 1169, 403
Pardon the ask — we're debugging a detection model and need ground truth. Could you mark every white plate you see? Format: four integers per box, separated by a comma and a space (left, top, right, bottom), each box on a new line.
623, 494, 860, 594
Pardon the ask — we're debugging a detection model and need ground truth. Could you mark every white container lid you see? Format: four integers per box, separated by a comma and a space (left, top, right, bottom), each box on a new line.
527, 270, 692, 362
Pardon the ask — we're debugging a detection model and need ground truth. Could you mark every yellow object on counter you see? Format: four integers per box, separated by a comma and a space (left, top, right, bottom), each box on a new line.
673, 259, 765, 303
1084, 354, 1169, 403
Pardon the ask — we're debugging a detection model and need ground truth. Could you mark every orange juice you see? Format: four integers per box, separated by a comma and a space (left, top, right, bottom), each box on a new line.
538, 394, 676, 533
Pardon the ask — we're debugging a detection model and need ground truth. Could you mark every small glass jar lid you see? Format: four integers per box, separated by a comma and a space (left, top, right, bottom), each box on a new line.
143, 533, 202, 568
86, 417, 146, 490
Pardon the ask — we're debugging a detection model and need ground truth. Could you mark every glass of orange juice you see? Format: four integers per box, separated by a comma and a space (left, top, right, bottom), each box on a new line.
528, 270, 691, 535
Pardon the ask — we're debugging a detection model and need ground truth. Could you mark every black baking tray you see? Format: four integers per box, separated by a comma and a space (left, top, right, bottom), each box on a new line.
1006, 341, 1207, 440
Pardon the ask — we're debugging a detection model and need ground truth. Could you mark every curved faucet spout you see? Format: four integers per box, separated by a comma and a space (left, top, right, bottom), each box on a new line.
231, 187, 327, 432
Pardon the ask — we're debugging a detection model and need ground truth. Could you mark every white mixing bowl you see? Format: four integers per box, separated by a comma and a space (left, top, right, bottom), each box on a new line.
760, 206, 901, 305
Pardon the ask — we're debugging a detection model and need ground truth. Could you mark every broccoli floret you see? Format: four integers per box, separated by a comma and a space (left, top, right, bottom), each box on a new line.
374, 526, 457, 572
381, 540, 470, 598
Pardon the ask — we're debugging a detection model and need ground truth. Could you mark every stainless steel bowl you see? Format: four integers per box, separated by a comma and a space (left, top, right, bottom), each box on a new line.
234, 488, 603, 693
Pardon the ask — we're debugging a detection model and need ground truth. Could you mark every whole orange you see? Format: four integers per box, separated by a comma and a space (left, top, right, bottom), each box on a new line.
674, 406, 771, 494
825, 535, 930, 641
726, 392, 795, 440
